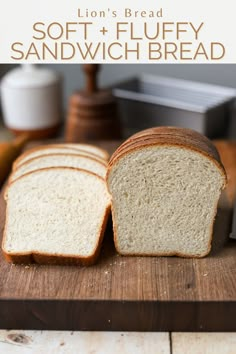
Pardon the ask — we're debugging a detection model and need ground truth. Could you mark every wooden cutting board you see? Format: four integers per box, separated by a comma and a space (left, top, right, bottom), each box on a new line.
0, 140, 235, 331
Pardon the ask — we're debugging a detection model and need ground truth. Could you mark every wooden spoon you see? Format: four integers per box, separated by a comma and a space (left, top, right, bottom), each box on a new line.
0, 134, 29, 186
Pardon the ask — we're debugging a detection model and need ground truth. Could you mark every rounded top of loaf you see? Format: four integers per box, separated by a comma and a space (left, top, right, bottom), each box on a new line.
108, 126, 227, 183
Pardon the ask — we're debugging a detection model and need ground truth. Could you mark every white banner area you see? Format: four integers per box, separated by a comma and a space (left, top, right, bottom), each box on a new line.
0, 0, 235, 63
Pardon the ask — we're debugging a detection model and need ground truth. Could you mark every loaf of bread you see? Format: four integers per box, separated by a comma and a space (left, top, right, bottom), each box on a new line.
2, 143, 110, 265
106, 127, 227, 258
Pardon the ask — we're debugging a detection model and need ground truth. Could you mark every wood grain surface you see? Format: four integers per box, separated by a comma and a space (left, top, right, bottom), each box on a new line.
0, 140, 235, 331
0, 330, 170, 354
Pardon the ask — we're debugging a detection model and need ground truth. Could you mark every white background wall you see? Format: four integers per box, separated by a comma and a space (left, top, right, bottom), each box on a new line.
1, 64, 236, 137
46, 64, 236, 107
1, 64, 236, 107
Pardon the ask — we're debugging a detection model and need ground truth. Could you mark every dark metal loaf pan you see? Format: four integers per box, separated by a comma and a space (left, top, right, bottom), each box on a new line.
113, 75, 236, 138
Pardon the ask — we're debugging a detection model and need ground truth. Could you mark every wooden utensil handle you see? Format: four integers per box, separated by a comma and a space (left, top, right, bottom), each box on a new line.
0, 134, 29, 186
83, 64, 100, 93
12, 134, 30, 149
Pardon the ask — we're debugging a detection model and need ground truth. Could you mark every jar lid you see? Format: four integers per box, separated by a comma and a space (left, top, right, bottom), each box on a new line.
1, 64, 60, 89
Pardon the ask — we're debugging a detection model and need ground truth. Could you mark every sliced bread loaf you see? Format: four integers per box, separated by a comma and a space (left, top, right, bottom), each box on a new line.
13, 143, 108, 170
10, 153, 107, 182
3, 167, 111, 265
106, 127, 227, 258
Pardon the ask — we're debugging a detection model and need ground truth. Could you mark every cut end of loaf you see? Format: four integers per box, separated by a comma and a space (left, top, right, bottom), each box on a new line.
107, 145, 226, 258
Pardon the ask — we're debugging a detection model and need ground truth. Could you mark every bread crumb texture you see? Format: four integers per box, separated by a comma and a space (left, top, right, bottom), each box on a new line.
107, 146, 225, 257
4, 168, 110, 258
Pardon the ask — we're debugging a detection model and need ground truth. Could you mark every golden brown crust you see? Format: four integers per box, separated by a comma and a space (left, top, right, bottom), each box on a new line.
107, 127, 227, 258
113, 126, 221, 156
108, 128, 227, 183
2, 167, 111, 266
13, 143, 109, 171
109, 139, 227, 186
110, 127, 223, 168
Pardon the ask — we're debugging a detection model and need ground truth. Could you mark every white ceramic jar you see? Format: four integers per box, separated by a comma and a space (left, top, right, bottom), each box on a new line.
0, 64, 62, 138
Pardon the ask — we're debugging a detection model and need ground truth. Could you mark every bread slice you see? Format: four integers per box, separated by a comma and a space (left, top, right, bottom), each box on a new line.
107, 127, 227, 258
62, 143, 109, 161
10, 153, 107, 182
3, 167, 111, 265
12, 144, 108, 170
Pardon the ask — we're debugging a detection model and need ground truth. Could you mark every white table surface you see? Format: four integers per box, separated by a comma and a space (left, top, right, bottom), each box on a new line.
1, 331, 236, 354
